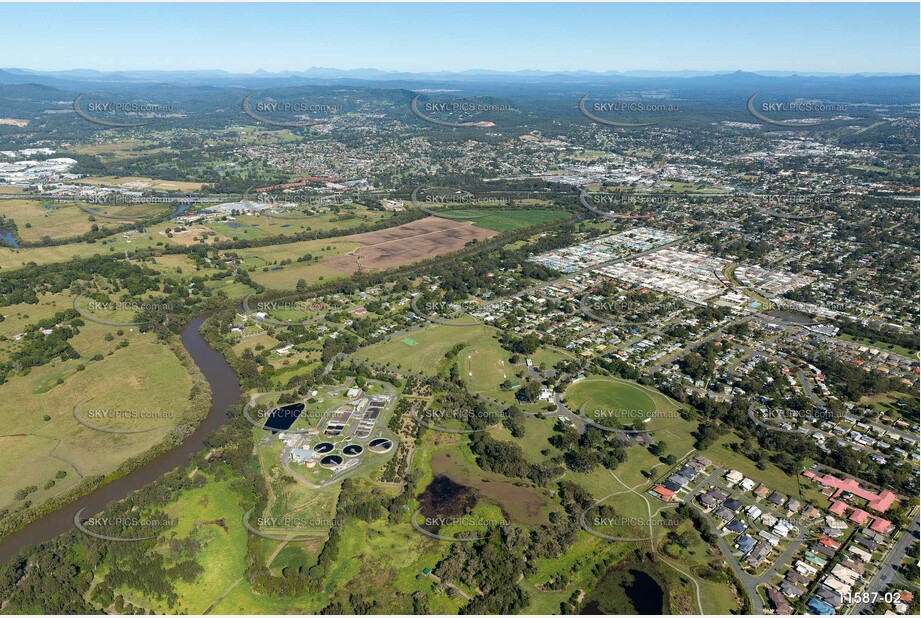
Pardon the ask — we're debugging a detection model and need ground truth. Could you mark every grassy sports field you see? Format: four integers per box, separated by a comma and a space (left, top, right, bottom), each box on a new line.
563, 376, 658, 426
356, 323, 495, 374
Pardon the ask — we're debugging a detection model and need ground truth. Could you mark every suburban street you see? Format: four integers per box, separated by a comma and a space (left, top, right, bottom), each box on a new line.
849, 512, 920, 615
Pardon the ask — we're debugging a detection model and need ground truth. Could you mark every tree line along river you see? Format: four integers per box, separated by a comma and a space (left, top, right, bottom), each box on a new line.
0, 315, 242, 565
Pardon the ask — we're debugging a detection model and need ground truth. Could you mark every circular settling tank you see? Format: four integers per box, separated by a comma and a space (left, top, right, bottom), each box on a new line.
368, 438, 393, 453
320, 455, 343, 468
343, 444, 364, 457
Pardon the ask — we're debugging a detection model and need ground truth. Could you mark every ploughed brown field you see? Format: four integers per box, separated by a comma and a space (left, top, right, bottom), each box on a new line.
323, 216, 498, 273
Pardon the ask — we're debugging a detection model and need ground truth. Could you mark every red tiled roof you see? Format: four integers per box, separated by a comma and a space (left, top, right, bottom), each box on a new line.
869, 517, 892, 534
806, 472, 897, 513
849, 509, 870, 524
653, 485, 676, 501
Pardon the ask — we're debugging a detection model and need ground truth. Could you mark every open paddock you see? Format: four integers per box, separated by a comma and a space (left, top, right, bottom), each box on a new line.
323, 217, 498, 274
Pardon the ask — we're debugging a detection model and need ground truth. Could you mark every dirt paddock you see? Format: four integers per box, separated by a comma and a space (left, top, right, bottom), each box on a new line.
323, 217, 497, 273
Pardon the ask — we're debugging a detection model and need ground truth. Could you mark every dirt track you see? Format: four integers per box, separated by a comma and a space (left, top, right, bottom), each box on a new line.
323, 217, 497, 273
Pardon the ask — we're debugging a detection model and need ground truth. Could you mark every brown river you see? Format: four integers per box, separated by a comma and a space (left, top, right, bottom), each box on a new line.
0, 315, 241, 564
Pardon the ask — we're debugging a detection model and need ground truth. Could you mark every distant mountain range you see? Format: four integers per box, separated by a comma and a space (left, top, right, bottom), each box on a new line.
0, 68, 917, 110
1, 67, 917, 87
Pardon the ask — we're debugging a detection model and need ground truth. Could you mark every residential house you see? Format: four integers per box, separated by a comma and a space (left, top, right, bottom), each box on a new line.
767, 587, 792, 614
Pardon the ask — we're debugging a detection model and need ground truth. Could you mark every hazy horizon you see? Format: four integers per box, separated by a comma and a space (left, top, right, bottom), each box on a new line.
0, 2, 917, 74
3, 66, 919, 77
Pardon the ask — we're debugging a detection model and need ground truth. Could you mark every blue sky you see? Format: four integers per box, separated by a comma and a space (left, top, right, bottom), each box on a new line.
0, 2, 917, 74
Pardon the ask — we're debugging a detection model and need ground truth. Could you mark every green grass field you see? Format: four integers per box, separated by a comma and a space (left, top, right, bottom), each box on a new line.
0, 312, 198, 514
438, 208, 570, 232
204, 204, 391, 241
357, 323, 496, 374
115, 477, 250, 614
233, 239, 360, 289
564, 376, 658, 427
0, 199, 170, 243
360, 323, 570, 412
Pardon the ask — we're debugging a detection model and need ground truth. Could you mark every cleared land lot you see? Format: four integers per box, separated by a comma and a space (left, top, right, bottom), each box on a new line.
323, 217, 498, 274
74, 176, 205, 191
234, 239, 361, 289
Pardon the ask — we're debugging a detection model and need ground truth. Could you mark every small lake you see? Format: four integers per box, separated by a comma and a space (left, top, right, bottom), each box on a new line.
581, 567, 665, 615
263, 402, 304, 431
0, 231, 20, 248
418, 474, 475, 525
623, 569, 665, 614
